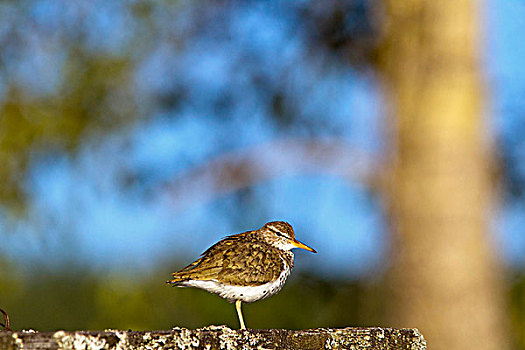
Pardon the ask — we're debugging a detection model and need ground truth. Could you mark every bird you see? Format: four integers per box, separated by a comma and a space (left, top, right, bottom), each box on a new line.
166, 221, 317, 329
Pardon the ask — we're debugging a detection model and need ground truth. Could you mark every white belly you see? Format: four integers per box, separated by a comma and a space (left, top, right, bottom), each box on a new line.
180, 265, 291, 303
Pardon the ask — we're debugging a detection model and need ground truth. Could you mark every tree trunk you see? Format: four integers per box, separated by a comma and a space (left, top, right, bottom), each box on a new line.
378, 0, 510, 349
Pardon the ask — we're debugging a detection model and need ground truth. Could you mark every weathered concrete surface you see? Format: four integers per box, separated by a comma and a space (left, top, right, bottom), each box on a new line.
0, 325, 426, 350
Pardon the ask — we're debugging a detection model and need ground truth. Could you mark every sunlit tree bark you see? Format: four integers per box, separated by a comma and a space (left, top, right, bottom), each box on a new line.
378, 0, 509, 349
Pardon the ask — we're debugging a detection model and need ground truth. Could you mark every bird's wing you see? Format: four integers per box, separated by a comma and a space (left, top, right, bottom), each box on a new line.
169, 254, 222, 282
168, 233, 246, 282
169, 237, 284, 286
218, 242, 284, 286
199, 231, 251, 257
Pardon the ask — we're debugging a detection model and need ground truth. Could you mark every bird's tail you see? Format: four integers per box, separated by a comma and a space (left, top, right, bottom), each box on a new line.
166, 257, 206, 286
166, 273, 190, 286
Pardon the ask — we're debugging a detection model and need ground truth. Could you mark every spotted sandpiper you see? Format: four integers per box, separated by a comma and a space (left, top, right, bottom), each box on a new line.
167, 221, 317, 329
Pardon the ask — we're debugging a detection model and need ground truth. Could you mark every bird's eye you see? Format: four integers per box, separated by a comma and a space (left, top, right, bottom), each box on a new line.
268, 225, 288, 239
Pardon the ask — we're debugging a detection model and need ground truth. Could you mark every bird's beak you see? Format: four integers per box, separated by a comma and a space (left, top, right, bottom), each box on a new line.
291, 239, 317, 253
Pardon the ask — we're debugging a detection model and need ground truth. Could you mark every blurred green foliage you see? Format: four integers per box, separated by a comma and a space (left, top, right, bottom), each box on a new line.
0, 52, 137, 214
511, 274, 525, 349
2, 260, 524, 349
0, 259, 386, 331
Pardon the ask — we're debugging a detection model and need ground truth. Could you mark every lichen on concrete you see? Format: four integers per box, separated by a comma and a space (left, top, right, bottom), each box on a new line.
54, 330, 113, 350
1, 326, 426, 350
172, 327, 201, 350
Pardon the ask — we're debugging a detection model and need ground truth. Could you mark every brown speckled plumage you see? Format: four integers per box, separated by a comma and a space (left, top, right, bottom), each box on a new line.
168, 229, 294, 287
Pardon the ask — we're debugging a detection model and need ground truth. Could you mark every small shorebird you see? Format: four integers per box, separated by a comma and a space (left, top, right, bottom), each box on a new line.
167, 221, 316, 329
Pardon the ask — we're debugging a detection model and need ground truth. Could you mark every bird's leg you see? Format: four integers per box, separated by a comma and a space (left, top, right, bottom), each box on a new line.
235, 300, 246, 330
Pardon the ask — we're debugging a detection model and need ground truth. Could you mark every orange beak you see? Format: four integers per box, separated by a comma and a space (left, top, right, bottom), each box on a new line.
291, 239, 317, 253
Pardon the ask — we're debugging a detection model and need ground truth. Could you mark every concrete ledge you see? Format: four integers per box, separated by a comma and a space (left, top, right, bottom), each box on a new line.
0, 326, 426, 350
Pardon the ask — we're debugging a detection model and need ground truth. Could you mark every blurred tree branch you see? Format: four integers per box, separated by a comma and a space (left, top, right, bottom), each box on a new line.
0, 308, 11, 331
163, 138, 381, 210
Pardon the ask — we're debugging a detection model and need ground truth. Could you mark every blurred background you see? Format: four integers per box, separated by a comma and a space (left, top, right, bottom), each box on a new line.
0, 1, 523, 349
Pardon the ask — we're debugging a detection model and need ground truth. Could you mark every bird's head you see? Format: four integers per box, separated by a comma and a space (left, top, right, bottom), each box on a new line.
259, 221, 317, 253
